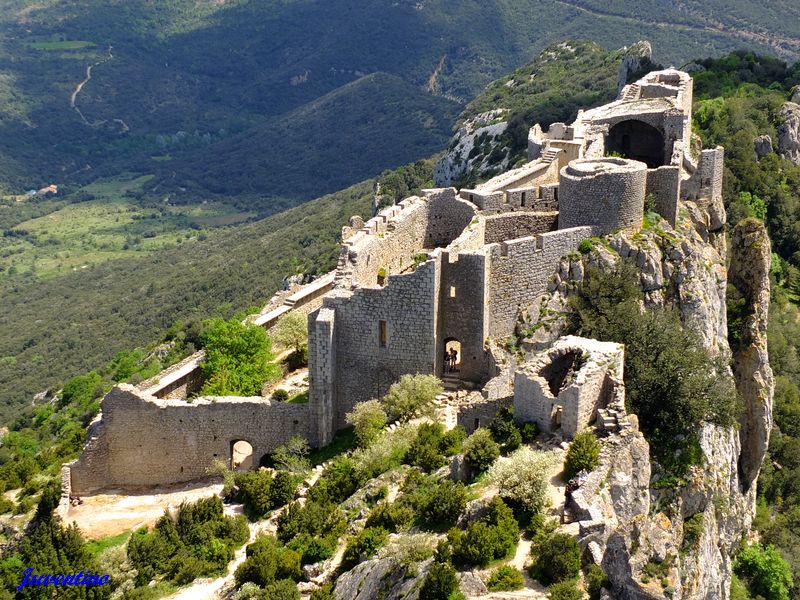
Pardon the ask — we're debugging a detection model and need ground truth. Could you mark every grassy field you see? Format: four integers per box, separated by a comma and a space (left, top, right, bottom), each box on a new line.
29, 40, 94, 50
0, 174, 255, 280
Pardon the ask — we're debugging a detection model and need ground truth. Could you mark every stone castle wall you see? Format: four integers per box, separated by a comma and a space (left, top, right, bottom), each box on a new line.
318, 260, 440, 432
483, 211, 558, 244
645, 165, 681, 227
487, 226, 594, 337
70, 385, 310, 493
439, 251, 489, 383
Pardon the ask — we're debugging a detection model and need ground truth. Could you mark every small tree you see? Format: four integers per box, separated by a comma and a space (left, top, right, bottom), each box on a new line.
564, 430, 601, 478
487, 447, 557, 515
200, 317, 280, 396
463, 428, 500, 477
420, 480, 468, 528
274, 312, 308, 353
346, 400, 388, 447
272, 436, 311, 473
382, 374, 443, 422
486, 566, 525, 591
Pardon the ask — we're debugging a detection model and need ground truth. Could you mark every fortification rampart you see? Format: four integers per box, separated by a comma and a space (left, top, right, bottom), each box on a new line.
483, 211, 558, 244
558, 158, 647, 234
70, 385, 310, 493
487, 226, 594, 337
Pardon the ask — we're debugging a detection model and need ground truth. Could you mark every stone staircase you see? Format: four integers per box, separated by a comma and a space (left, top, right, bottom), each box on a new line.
622, 83, 641, 101
541, 148, 560, 163
441, 372, 462, 391
596, 405, 631, 434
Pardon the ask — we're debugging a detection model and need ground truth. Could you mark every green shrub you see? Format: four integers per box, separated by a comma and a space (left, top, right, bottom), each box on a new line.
487, 447, 556, 516
519, 421, 539, 443
271, 436, 311, 473
274, 312, 308, 354
681, 513, 704, 553
549, 579, 583, 600
530, 533, 581, 585
734, 543, 793, 600
585, 564, 610, 600
406, 422, 449, 472
234, 471, 274, 519
272, 389, 290, 402
463, 428, 500, 477
200, 317, 281, 396
0, 496, 15, 514
234, 535, 301, 588
486, 565, 525, 591
450, 497, 519, 567
309, 456, 362, 504
382, 374, 443, 422
269, 471, 298, 508
277, 500, 346, 564
310, 583, 334, 600
346, 399, 388, 447
262, 579, 300, 600
419, 480, 468, 529
564, 431, 601, 478
366, 500, 415, 532
419, 561, 461, 600
342, 527, 388, 569
489, 406, 523, 454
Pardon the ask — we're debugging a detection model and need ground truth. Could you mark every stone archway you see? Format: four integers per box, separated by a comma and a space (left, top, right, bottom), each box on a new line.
230, 440, 253, 471
444, 338, 462, 375
606, 120, 666, 168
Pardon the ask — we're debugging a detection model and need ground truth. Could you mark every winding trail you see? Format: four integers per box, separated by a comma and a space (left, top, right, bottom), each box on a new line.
70, 45, 130, 132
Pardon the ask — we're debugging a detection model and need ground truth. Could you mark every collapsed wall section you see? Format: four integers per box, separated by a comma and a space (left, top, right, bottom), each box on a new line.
70, 385, 310, 493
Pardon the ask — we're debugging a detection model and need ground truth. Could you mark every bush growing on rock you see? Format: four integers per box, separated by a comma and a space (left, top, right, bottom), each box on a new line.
486, 565, 525, 591
463, 428, 500, 477
487, 447, 556, 515
548, 580, 583, 600
234, 534, 301, 588
450, 497, 519, 567
734, 542, 793, 600
382, 374, 443, 421
341, 527, 389, 569
346, 399, 388, 447
419, 480, 468, 529
277, 500, 346, 564
564, 430, 601, 478
271, 388, 290, 402
405, 422, 465, 472
420, 561, 462, 600
366, 500, 415, 532
352, 423, 417, 480
530, 533, 581, 585
585, 564, 610, 600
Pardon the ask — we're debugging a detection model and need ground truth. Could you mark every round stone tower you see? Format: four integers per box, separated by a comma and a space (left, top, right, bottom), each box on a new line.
558, 158, 647, 234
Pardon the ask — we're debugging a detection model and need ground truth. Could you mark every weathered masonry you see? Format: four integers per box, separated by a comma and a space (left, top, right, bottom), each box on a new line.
71, 68, 726, 491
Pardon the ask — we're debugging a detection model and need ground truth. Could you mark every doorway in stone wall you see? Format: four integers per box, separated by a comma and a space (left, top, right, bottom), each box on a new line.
444, 338, 462, 375
231, 440, 254, 471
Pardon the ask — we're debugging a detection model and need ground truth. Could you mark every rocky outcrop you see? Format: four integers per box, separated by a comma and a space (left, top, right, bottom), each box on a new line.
728, 219, 774, 490
516, 201, 772, 599
777, 101, 800, 165
754, 134, 773, 159
433, 111, 509, 186
617, 41, 653, 93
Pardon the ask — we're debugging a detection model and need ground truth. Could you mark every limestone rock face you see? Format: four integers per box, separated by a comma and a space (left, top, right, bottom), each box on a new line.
777, 101, 800, 165
433, 111, 509, 186
617, 41, 653, 93
754, 134, 773, 159
728, 219, 774, 490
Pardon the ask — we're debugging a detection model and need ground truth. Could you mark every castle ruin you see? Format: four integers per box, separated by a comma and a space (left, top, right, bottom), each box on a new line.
70, 69, 725, 493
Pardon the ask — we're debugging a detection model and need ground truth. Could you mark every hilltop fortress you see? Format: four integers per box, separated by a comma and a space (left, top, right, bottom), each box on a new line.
70, 69, 726, 493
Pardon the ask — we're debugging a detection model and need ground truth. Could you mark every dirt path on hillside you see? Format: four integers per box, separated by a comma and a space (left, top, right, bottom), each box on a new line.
70, 45, 130, 132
